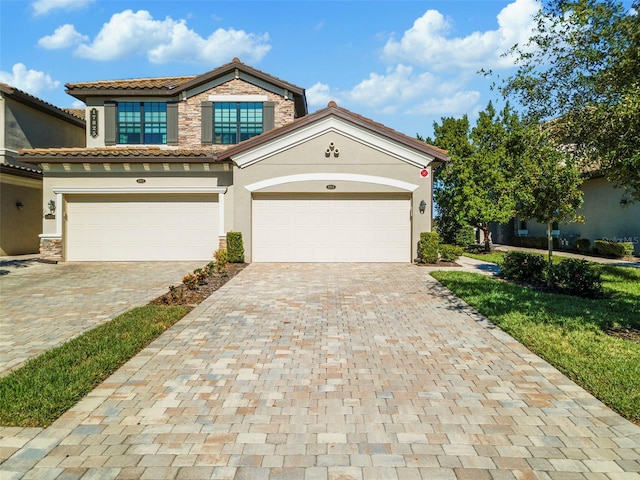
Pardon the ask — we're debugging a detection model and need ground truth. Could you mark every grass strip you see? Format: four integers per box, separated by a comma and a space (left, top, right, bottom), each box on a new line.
430, 268, 640, 424
0, 305, 191, 427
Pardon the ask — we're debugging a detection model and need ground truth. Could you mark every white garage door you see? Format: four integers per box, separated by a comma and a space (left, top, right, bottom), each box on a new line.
252, 193, 411, 262
66, 194, 219, 261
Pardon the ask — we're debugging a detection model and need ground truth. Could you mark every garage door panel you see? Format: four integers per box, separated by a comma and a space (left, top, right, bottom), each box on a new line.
252, 193, 410, 262
66, 194, 219, 261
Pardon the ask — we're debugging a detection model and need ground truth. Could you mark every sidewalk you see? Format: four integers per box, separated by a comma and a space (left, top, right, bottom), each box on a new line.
494, 244, 640, 268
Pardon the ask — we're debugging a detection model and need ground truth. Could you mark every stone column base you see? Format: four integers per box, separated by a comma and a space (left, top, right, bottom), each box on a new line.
40, 237, 63, 262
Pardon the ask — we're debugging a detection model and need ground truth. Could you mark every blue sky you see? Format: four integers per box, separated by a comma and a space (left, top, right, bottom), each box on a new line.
0, 0, 564, 137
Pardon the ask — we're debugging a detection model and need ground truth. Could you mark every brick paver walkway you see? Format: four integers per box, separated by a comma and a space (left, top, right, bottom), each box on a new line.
0, 260, 204, 377
1, 263, 639, 479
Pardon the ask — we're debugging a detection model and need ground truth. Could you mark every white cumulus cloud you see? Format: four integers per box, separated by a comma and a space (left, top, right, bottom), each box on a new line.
38, 24, 88, 49
382, 0, 539, 71
0, 63, 60, 94
73, 9, 271, 64
32, 0, 93, 16
306, 82, 334, 108
407, 90, 482, 116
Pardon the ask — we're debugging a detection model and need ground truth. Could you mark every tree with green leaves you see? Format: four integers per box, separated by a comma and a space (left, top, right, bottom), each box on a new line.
420, 116, 475, 245
430, 102, 520, 252
516, 130, 585, 268
500, 0, 640, 200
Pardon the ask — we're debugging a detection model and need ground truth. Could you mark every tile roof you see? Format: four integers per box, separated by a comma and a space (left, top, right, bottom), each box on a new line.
0, 83, 85, 127
0, 162, 42, 175
61, 108, 86, 120
19, 147, 222, 163
65, 76, 196, 91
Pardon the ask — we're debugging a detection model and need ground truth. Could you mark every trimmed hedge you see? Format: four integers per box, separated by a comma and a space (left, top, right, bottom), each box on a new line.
419, 232, 440, 264
453, 225, 476, 247
573, 238, 591, 253
594, 239, 634, 258
511, 235, 559, 249
439, 244, 464, 262
226, 231, 245, 263
500, 251, 547, 283
546, 259, 603, 297
501, 252, 604, 298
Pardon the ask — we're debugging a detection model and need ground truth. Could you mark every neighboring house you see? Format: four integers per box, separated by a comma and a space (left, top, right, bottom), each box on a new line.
492, 174, 640, 254
21, 59, 447, 263
0, 83, 85, 256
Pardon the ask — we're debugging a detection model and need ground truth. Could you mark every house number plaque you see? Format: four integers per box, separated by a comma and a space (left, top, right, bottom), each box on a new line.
90, 108, 99, 138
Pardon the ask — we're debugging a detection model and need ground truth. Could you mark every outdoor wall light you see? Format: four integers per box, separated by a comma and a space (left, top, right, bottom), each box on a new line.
48, 200, 56, 215
419, 200, 426, 214
16, 201, 24, 210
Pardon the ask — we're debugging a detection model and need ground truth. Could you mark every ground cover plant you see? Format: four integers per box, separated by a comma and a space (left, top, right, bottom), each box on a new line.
430, 266, 640, 424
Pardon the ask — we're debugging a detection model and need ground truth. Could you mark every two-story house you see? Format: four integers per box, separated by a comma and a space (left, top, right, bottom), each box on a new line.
1, 83, 85, 256
21, 59, 447, 263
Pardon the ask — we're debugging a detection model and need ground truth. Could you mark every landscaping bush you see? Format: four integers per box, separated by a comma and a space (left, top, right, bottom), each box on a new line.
418, 232, 440, 264
439, 244, 464, 262
573, 238, 591, 253
214, 248, 229, 273
500, 251, 547, 282
226, 231, 245, 263
454, 225, 476, 247
546, 259, 603, 298
511, 235, 559, 250
594, 239, 634, 258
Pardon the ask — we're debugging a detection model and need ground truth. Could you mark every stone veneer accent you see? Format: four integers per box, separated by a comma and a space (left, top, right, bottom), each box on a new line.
179, 79, 295, 149
40, 237, 62, 260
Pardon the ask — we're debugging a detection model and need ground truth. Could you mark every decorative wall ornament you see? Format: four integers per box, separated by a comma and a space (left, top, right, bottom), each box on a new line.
325, 142, 340, 158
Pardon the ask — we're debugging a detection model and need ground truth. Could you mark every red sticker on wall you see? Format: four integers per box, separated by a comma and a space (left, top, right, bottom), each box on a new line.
420, 169, 429, 178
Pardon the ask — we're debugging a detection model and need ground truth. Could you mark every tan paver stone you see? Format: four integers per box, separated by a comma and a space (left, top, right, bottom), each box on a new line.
1, 264, 639, 479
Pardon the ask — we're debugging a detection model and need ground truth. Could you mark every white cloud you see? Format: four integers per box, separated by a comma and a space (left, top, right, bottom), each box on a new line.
38, 24, 88, 49
32, 0, 93, 16
347, 65, 435, 108
306, 82, 334, 107
0, 63, 60, 94
307, 65, 437, 112
382, 0, 539, 71
73, 9, 271, 64
407, 90, 482, 116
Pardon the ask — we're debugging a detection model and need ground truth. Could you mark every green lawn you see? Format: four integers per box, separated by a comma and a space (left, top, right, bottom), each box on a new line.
0, 305, 191, 427
430, 265, 640, 424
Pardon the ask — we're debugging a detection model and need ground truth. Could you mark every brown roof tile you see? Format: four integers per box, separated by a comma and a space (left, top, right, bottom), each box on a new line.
0, 83, 85, 127
19, 147, 222, 163
65, 76, 196, 91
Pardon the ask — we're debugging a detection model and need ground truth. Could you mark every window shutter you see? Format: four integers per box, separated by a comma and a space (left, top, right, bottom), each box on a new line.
104, 102, 116, 145
201, 101, 213, 145
263, 101, 275, 131
167, 102, 178, 145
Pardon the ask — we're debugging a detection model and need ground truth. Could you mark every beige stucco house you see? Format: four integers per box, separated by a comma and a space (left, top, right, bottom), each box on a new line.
0, 83, 85, 256
501, 174, 639, 254
21, 59, 447, 263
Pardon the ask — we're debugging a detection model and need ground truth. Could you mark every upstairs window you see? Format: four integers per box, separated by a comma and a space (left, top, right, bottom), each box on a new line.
214, 102, 263, 144
117, 102, 167, 144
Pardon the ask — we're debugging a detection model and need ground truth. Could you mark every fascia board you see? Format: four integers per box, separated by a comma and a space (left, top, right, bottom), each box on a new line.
52, 186, 227, 194
232, 117, 434, 169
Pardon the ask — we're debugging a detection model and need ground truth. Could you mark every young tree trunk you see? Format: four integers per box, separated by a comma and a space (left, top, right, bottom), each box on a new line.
547, 222, 554, 286
482, 223, 491, 253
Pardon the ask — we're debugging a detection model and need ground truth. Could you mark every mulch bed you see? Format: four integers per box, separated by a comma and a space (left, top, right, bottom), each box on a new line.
607, 327, 640, 344
149, 263, 247, 307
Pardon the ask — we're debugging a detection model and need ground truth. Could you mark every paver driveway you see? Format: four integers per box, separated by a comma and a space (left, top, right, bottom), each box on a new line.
1, 263, 639, 479
0, 260, 204, 377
